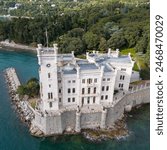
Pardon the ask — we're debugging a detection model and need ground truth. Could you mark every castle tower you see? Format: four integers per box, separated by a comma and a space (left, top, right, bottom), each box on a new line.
37, 44, 59, 112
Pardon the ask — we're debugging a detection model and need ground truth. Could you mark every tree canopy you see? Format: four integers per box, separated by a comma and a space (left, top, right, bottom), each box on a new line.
17, 78, 39, 98
0, 1, 150, 67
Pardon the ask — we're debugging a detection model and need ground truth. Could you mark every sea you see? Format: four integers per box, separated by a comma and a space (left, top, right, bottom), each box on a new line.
0, 49, 150, 150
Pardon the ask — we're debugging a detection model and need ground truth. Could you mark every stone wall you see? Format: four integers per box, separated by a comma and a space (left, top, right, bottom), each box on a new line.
32, 87, 150, 136
106, 88, 150, 127
81, 112, 101, 129
4, 67, 150, 136
61, 110, 76, 131
4, 68, 34, 124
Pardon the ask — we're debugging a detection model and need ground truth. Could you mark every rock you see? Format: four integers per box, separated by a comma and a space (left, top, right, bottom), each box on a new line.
66, 126, 72, 132
124, 105, 132, 112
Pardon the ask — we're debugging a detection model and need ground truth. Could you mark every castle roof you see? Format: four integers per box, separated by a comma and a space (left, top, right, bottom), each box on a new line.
63, 63, 77, 74
78, 63, 99, 70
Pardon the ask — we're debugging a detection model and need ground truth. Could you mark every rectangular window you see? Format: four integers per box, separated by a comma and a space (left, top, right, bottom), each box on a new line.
87, 97, 90, 104
59, 89, 61, 93
119, 83, 121, 87
103, 78, 106, 81
87, 78, 92, 84
88, 87, 91, 94
106, 86, 109, 91
105, 95, 108, 100
50, 93, 53, 99
107, 78, 110, 81
49, 102, 52, 108
58, 80, 61, 83
49, 84, 51, 88
82, 79, 85, 83
94, 78, 97, 83
68, 80, 71, 83
48, 93, 53, 99
72, 88, 75, 93
82, 88, 85, 94
68, 88, 71, 93
121, 68, 126, 71
48, 73, 51, 78
119, 83, 124, 88
48, 93, 50, 99
120, 75, 125, 80
94, 87, 96, 94
102, 86, 105, 91
72, 97, 75, 102
68, 98, 71, 102
59, 98, 61, 102
101, 95, 104, 100
72, 80, 75, 83
82, 97, 84, 105
93, 97, 96, 103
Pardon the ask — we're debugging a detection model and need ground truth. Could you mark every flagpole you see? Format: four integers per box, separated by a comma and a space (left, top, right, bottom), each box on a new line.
46, 29, 48, 49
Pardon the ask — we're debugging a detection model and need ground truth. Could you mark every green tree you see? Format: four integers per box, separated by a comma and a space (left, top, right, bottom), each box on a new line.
83, 31, 99, 50
67, 28, 85, 38
98, 37, 107, 53
107, 30, 126, 49
17, 78, 39, 98
135, 35, 148, 53
103, 22, 119, 39
59, 36, 84, 55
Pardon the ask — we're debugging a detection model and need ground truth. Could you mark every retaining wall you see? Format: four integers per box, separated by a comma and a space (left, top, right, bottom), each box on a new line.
4, 67, 150, 136
33, 87, 150, 135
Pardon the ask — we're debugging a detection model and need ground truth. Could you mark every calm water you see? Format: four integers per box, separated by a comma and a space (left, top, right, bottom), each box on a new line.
0, 49, 150, 150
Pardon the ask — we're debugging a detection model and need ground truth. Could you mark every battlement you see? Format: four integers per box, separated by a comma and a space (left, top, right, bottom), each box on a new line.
37, 44, 58, 56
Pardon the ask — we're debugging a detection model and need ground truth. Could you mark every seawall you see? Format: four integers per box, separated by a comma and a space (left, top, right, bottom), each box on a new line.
32, 82, 150, 136
4, 68, 34, 125
4, 67, 150, 137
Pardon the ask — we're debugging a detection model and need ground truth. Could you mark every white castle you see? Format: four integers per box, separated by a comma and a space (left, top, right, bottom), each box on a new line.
32, 44, 140, 135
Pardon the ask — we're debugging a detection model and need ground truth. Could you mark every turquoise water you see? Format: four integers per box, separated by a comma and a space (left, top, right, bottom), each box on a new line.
0, 49, 150, 150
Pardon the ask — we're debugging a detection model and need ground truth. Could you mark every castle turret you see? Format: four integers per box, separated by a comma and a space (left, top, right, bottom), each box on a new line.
37, 44, 59, 112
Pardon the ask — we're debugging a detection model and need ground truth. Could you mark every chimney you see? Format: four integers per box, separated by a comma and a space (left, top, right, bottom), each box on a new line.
86, 52, 89, 59
71, 51, 74, 56
116, 49, 119, 57
53, 43, 58, 55
53, 44, 58, 64
108, 48, 111, 56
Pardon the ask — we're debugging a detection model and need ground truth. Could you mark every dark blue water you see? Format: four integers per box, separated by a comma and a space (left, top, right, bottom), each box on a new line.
0, 49, 150, 150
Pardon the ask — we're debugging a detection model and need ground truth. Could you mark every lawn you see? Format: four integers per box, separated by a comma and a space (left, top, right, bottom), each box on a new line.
120, 48, 147, 70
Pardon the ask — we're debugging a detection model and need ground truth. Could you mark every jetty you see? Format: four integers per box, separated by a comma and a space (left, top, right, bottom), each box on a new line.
4, 67, 34, 125
3, 67, 150, 140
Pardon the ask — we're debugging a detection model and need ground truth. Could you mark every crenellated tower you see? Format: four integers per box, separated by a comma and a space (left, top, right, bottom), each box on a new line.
37, 44, 59, 111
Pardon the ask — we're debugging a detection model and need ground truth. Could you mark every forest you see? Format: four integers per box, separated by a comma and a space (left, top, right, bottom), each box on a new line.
0, 1, 150, 78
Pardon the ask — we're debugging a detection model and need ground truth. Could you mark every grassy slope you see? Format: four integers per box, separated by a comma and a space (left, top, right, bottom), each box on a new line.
120, 48, 147, 71
120, 48, 150, 79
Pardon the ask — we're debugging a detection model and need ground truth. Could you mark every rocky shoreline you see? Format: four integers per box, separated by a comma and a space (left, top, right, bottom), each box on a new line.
0, 40, 36, 53
4, 68, 34, 126
3, 67, 149, 142
82, 116, 129, 142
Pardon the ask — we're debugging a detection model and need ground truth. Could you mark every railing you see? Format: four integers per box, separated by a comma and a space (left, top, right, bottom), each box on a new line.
129, 80, 150, 93
112, 80, 150, 106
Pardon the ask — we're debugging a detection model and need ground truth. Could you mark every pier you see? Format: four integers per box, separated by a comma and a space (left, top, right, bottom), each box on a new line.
4, 67, 34, 125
